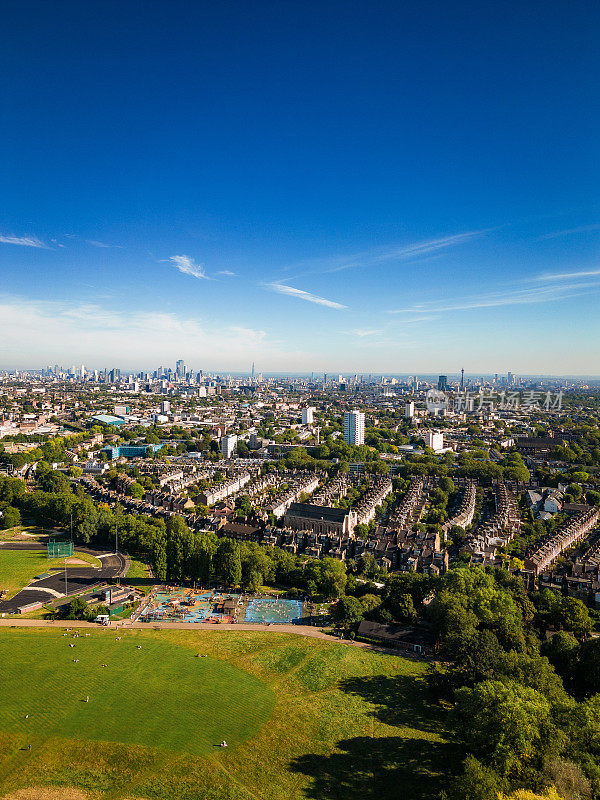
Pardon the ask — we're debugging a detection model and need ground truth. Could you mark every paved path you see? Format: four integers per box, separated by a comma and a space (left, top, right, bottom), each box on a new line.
0, 617, 422, 658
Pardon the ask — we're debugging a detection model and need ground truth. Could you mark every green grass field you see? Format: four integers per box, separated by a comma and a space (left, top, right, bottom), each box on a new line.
0, 550, 102, 598
0, 628, 454, 800
125, 557, 150, 581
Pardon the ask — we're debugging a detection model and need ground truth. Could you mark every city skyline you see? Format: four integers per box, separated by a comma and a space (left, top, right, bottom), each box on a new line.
2, 2, 599, 373
9, 366, 600, 383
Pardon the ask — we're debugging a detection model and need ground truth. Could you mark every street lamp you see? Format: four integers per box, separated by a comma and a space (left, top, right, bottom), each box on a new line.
115, 520, 120, 587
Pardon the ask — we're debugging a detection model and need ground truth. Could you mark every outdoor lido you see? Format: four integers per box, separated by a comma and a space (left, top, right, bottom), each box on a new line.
137, 588, 304, 625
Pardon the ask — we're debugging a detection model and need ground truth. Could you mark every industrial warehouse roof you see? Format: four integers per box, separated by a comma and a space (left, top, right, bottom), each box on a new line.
285, 503, 349, 523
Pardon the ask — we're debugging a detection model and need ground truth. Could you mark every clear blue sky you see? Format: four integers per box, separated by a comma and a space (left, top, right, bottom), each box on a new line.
1, 0, 599, 374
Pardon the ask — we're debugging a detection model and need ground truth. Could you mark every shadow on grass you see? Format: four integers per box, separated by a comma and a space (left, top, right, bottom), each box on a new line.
339, 674, 445, 735
290, 735, 456, 800
123, 576, 154, 589
290, 672, 462, 800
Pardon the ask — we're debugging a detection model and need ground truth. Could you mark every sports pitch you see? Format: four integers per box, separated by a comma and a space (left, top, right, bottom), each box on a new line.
0, 549, 101, 597
0, 629, 274, 754
0, 627, 453, 800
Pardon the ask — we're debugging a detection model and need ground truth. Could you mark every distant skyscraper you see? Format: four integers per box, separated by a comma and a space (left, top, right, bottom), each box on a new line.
405, 401, 415, 419
251, 362, 255, 378
343, 410, 365, 445
176, 359, 185, 377
438, 375, 448, 391
460, 368, 465, 391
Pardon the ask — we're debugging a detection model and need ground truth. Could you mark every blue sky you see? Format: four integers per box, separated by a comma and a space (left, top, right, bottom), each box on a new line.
1, 0, 599, 374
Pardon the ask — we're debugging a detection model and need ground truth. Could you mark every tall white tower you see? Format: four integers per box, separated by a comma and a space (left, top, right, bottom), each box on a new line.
302, 407, 315, 424
343, 410, 365, 445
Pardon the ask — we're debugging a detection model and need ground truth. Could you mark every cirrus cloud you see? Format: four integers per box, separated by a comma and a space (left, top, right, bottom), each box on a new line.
0, 234, 49, 249
346, 328, 382, 337
266, 282, 347, 310
169, 254, 208, 280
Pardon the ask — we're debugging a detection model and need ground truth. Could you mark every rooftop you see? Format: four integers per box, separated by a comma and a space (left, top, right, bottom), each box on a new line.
285, 503, 349, 523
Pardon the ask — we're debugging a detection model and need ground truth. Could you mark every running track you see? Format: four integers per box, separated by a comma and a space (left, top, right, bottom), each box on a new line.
0, 542, 128, 614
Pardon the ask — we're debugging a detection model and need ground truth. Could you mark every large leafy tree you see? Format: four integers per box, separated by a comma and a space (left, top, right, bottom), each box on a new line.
215, 538, 242, 587
455, 680, 556, 779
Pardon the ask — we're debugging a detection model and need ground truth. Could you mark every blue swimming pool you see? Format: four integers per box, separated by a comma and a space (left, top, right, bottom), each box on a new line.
243, 598, 303, 624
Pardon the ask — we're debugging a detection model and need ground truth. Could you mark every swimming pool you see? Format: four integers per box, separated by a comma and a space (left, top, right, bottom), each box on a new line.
243, 598, 303, 624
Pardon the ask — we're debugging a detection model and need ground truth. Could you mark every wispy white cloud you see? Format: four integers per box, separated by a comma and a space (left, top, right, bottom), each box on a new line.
0, 294, 307, 369
346, 328, 382, 337
394, 315, 439, 324
373, 231, 487, 263
387, 281, 599, 314
538, 224, 600, 240
282, 229, 489, 279
169, 254, 208, 280
216, 269, 237, 277
86, 240, 112, 248
266, 282, 347, 310
0, 234, 49, 249
537, 268, 600, 282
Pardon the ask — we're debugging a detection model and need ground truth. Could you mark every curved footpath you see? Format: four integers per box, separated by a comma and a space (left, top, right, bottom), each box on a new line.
0, 617, 422, 658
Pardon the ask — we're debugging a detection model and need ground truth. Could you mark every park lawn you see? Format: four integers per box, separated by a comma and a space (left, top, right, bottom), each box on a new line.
0, 628, 455, 800
0, 550, 102, 597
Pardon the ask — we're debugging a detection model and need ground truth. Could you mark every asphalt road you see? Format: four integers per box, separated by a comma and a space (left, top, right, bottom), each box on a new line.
0, 543, 127, 614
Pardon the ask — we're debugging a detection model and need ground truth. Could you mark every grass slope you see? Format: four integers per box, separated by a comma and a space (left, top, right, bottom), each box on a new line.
125, 558, 151, 582
0, 629, 454, 800
0, 550, 101, 597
